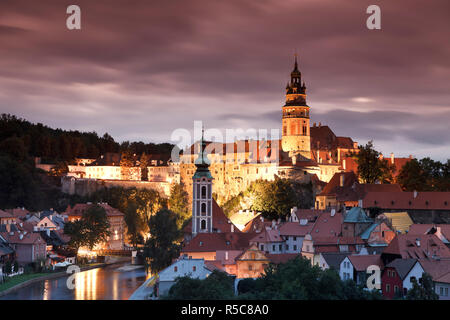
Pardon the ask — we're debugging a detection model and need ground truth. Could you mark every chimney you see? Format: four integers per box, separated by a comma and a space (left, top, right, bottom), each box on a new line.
409, 154, 413, 159
379, 153, 384, 160
19, 234, 23, 240
225, 251, 229, 261
271, 220, 276, 229
313, 123, 316, 127
292, 155, 297, 165
46, 229, 50, 237
340, 174, 345, 187
413, 190, 418, 199
318, 122, 321, 127
415, 238, 421, 247
343, 159, 346, 170
331, 209, 336, 217
390, 153, 394, 164
231, 224, 234, 233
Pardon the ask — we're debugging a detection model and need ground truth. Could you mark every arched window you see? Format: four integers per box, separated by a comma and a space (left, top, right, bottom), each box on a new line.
201, 203, 206, 214
201, 219, 206, 230
201, 186, 206, 198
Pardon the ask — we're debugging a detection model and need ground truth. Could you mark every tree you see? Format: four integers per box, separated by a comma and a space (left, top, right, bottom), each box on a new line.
140, 152, 150, 181
64, 219, 87, 253
349, 141, 395, 184
64, 204, 110, 251
164, 270, 235, 300
124, 201, 146, 247
406, 273, 438, 300
143, 209, 181, 273
168, 183, 190, 228
50, 161, 69, 176
120, 150, 135, 180
397, 158, 428, 191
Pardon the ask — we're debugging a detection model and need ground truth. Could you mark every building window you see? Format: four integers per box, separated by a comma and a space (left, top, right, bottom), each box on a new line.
174, 266, 178, 272
293, 245, 297, 251
201, 220, 206, 230
193, 266, 196, 272
201, 203, 206, 214
201, 186, 206, 198
272, 245, 276, 251
386, 284, 390, 292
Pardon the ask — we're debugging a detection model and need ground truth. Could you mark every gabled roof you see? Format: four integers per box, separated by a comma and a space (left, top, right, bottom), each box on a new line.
0, 210, 13, 219
385, 258, 419, 280
1, 231, 44, 245
279, 222, 313, 237
181, 232, 255, 253
250, 228, 283, 243
319, 172, 358, 196
379, 212, 413, 234
408, 224, 450, 243
5, 208, 30, 218
419, 260, 450, 283
321, 252, 348, 270
309, 211, 343, 239
360, 223, 380, 240
344, 207, 373, 223
64, 203, 124, 217
348, 254, 383, 271
383, 234, 450, 260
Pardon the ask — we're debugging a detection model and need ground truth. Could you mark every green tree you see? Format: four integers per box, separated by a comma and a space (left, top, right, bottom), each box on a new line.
168, 183, 190, 228
164, 270, 235, 300
397, 158, 428, 191
406, 273, 438, 300
64, 204, 110, 251
349, 141, 395, 184
140, 152, 150, 181
143, 209, 180, 273
124, 201, 146, 247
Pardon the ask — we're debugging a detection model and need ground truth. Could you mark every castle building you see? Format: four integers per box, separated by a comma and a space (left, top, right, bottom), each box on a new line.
178, 57, 360, 202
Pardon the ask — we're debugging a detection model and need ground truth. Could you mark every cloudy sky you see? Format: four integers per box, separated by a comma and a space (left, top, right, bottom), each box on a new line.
0, 0, 449, 160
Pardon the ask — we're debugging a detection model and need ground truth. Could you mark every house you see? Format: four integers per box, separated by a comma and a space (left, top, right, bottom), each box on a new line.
0, 210, 15, 225
419, 260, 450, 300
317, 252, 348, 271
229, 210, 261, 232
235, 244, 270, 279
0, 231, 46, 265
36, 216, 59, 231
360, 221, 396, 247
156, 256, 212, 297
381, 234, 450, 266
279, 220, 313, 254
340, 254, 383, 287
342, 207, 373, 238
408, 224, 450, 246
0, 234, 14, 267
249, 225, 285, 254
315, 171, 402, 210
381, 258, 424, 299
5, 207, 30, 220
64, 202, 125, 250
378, 212, 414, 234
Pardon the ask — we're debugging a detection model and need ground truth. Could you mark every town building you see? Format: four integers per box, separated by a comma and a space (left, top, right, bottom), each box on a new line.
381, 258, 424, 299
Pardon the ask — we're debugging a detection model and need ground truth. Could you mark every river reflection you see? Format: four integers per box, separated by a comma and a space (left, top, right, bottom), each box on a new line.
0, 264, 147, 300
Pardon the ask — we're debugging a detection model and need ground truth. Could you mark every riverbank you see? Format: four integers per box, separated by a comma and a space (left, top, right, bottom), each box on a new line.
0, 263, 107, 297
128, 274, 157, 300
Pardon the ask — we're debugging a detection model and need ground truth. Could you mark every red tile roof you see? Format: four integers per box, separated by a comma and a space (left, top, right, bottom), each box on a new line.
1, 231, 44, 245
362, 192, 450, 210
419, 260, 450, 283
0, 210, 12, 219
408, 224, 450, 242
181, 232, 255, 253
383, 234, 450, 260
279, 222, 314, 237
250, 228, 283, 243
309, 211, 343, 239
5, 208, 30, 218
64, 203, 124, 217
319, 172, 358, 196
348, 254, 383, 271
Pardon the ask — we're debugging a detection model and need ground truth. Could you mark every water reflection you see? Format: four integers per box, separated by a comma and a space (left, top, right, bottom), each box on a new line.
0, 264, 147, 300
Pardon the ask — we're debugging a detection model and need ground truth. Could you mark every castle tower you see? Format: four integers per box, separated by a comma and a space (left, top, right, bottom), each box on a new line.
281, 55, 311, 160
192, 129, 213, 236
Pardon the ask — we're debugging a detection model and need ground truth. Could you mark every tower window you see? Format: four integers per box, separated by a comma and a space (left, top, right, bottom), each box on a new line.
201, 186, 206, 198
201, 219, 206, 230
201, 203, 206, 214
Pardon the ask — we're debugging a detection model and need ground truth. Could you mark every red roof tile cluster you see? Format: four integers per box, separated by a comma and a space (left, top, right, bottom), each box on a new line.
250, 228, 283, 243
279, 222, 314, 237
267, 253, 300, 264
5, 207, 30, 218
181, 232, 256, 253
362, 192, 450, 210
0, 210, 13, 219
348, 254, 383, 271
408, 224, 450, 242
383, 234, 450, 260
309, 211, 343, 239
64, 203, 124, 217
419, 260, 450, 284
0, 231, 44, 245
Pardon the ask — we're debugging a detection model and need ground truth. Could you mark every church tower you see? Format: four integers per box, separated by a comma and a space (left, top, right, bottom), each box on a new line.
192, 129, 213, 236
281, 55, 311, 160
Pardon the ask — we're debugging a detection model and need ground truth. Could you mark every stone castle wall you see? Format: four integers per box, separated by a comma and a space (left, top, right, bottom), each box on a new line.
61, 176, 170, 198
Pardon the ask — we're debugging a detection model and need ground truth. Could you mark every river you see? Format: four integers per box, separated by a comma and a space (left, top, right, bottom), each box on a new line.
0, 263, 148, 300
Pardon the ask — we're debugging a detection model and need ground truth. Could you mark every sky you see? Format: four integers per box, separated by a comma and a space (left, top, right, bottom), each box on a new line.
0, 0, 449, 160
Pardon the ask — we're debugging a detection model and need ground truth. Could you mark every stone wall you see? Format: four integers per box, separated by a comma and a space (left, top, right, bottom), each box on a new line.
61, 176, 170, 198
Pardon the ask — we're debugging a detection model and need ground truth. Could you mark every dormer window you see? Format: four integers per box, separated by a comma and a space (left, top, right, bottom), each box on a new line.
391, 200, 395, 205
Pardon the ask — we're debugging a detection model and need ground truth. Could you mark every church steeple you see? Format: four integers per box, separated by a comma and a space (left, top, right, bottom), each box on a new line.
287, 54, 306, 94
192, 127, 213, 235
